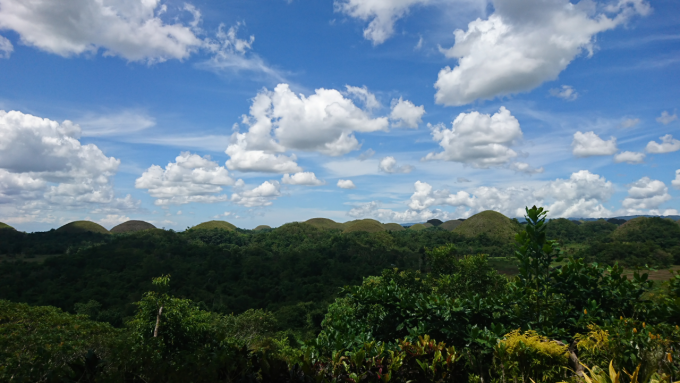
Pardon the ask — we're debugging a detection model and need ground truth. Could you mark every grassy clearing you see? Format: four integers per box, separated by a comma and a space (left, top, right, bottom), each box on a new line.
621, 265, 680, 281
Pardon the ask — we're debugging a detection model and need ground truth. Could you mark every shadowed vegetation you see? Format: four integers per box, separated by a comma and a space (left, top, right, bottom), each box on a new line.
440, 219, 463, 231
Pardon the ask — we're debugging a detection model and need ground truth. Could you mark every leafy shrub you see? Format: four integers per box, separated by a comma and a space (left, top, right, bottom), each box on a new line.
0, 300, 118, 383
304, 335, 462, 382
576, 320, 680, 382
494, 329, 569, 383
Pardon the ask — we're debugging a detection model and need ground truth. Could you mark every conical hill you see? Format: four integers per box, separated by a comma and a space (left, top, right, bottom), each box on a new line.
57, 221, 110, 234
452, 211, 520, 243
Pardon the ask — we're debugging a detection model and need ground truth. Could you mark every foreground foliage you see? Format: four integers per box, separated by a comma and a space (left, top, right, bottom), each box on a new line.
1, 207, 680, 382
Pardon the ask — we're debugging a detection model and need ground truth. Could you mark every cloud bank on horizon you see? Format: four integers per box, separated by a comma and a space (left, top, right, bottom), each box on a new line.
0, 0, 678, 230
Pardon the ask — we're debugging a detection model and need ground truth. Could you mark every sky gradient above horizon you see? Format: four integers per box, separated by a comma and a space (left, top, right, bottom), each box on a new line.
0, 0, 679, 232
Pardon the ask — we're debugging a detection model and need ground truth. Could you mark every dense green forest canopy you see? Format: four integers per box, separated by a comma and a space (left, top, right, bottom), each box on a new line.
1, 212, 679, 333
1, 207, 680, 382
0, 222, 512, 330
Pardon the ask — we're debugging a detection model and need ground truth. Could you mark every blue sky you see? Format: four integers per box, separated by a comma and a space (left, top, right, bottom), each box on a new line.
0, 0, 678, 231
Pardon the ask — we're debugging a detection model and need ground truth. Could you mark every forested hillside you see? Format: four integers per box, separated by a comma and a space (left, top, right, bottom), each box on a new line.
1, 207, 680, 382
0, 222, 513, 331
1, 213, 679, 332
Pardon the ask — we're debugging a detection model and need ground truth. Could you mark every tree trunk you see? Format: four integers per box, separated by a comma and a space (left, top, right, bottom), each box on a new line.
553, 340, 584, 377
153, 306, 163, 337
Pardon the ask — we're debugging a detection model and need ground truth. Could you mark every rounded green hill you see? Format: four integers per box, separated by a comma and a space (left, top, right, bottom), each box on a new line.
426, 219, 443, 226
382, 223, 405, 231
612, 217, 680, 243
110, 220, 156, 234
343, 219, 386, 233
0, 222, 15, 230
440, 220, 463, 231
408, 223, 427, 231
192, 221, 237, 231
452, 211, 520, 243
57, 221, 110, 234
305, 218, 345, 230
253, 225, 272, 231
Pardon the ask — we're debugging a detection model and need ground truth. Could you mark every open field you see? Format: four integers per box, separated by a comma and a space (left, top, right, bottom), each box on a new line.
621, 265, 680, 281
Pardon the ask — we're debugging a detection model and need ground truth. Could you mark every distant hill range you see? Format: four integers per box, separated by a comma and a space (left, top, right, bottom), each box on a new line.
6, 213, 679, 235
403, 214, 680, 227
568, 215, 680, 221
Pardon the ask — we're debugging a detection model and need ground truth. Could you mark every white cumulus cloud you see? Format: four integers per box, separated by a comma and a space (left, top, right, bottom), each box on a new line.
535, 170, 614, 218
672, 170, 680, 190
228, 84, 409, 173
349, 170, 616, 222
656, 110, 678, 125
135, 152, 235, 205
240, 84, 387, 156
0, 1, 279, 79
346, 85, 381, 111
231, 180, 281, 207
225, 135, 302, 173
434, 0, 650, 106
0, 110, 134, 212
337, 179, 356, 189
572, 131, 618, 157
379, 156, 414, 174
281, 172, 325, 186
646, 134, 680, 154
620, 177, 672, 213
614, 151, 645, 164
424, 106, 522, 168
0, 0, 203, 63
334, 0, 429, 45
389, 98, 425, 128
348, 200, 455, 222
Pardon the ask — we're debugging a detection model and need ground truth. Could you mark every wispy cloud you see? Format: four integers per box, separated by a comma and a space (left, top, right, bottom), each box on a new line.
78, 110, 156, 137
